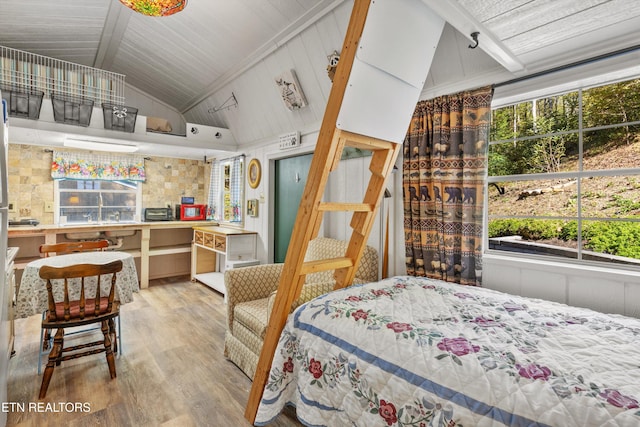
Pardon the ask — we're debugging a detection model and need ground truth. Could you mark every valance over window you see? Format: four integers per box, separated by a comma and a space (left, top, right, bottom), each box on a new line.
51, 150, 146, 182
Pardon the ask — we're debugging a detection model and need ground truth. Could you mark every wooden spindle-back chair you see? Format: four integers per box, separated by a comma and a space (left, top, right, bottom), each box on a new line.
37, 260, 123, 399
36, 239, 123, 375
39, 239, 110, 257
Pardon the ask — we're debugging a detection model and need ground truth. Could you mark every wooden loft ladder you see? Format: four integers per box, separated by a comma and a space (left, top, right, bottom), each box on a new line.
245, 0, 444, 424
244, 0, 397, 422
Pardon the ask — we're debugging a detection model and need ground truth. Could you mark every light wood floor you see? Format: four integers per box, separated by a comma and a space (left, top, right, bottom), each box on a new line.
7, 276, 301, 427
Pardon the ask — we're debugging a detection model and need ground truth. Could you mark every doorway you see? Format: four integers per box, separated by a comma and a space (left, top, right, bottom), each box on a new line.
273, 153, 313, 263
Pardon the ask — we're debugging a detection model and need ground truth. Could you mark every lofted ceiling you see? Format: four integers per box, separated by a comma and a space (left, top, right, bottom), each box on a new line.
1, 0, 640, 155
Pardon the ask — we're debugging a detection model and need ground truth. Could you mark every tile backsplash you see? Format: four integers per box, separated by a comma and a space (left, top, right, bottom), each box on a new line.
8, 144, 210, 224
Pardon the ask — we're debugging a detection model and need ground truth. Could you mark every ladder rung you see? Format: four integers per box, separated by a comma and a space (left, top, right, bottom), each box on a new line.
341, 130, 397, 151
318, 202, 373, 212
301, 257, 354, 275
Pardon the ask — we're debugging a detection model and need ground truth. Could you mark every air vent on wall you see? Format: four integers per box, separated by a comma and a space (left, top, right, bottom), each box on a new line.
278, 131, 300, 150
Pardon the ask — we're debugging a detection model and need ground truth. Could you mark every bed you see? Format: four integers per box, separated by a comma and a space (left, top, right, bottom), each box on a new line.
254, 276, 640, 426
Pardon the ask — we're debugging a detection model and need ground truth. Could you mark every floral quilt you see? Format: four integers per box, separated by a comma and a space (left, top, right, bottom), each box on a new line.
255, 276, 640, 427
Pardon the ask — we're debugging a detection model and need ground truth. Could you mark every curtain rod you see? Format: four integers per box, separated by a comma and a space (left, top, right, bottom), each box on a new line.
493, 43, 640, 89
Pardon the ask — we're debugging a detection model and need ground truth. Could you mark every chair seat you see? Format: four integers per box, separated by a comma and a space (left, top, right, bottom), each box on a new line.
234, 297, 270, 339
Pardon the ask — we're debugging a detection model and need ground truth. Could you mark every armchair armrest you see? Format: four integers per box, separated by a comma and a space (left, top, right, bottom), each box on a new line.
225, 263, 284, 329
267, 281, 336, 323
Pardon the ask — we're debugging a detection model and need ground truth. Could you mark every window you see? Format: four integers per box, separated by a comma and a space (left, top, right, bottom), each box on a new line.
56, 180, 141, 224
487, 76, 640, 268
207, 155, 244, 225
50, 150, 145, 225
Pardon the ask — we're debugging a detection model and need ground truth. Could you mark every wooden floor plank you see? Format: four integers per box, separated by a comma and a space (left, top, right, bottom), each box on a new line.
6, 276, 302, 427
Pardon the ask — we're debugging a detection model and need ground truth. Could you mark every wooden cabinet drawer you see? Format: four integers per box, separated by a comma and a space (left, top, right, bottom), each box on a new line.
214, 234, 226, 252
194, 230, 204, 245
203, 232, 214, 248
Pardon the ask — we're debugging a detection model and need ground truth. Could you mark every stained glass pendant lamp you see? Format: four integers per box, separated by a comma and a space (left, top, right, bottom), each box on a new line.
119, 0, 187, 17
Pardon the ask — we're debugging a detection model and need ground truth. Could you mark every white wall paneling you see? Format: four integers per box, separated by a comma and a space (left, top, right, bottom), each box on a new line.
568, 276, 626, 318
624, 282, 640, 318
124, 83, 186, 135
484, 254, 640, 318
520, 269, 567, 303
483, 263, 522, 296
183, 2, 353, 146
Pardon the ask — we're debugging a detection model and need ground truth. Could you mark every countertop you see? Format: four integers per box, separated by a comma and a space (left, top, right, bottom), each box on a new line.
8, 220, 219, 237
192, 225, 258, 235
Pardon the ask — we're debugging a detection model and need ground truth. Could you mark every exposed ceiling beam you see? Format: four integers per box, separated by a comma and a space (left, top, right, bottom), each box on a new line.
421, 0, 526, 74
93, 0, 131, 70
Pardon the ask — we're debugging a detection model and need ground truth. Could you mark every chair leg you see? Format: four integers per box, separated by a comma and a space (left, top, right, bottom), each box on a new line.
38, 312, 52, 375
117, 314, 123, 354
42, 329, 51, 350
39, 328, 63, 399
38, 327, 46, 375
101, 320, 117, 379
56, 333, 64, 366
108, 318, 117, 354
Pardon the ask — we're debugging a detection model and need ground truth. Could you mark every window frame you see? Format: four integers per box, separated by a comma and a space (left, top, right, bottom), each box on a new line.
54, 179, 143, 225
485, 73, 640, 271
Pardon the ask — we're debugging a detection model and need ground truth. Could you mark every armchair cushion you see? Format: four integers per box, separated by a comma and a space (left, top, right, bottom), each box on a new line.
224, 263, 283, 331
224, 237, 379, 379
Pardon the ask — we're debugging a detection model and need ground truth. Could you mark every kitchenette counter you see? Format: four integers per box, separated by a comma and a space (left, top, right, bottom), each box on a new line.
8, 220, 216, 236
8, 220, 219, 289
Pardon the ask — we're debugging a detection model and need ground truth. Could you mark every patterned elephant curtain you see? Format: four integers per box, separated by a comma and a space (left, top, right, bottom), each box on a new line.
403, 86, 493, 286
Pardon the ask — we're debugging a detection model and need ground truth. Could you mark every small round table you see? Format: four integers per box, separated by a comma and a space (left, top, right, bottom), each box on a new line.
16, 251, 139, 319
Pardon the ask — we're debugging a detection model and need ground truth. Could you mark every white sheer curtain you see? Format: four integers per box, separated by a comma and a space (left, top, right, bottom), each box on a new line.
207, 160, 221, 220
207, 155, 244, 224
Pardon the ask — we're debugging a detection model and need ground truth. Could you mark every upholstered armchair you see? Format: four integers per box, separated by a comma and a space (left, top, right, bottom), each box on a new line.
224, 237, 379, 379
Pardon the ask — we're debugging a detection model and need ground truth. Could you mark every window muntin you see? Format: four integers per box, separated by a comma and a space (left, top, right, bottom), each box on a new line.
487, 77, 640, 267
56, 179, 141, 224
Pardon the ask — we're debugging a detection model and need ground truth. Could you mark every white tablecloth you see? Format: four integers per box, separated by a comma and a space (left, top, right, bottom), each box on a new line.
16, 251, 139, 319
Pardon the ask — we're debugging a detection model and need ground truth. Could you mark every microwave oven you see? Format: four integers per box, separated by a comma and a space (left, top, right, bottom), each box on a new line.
180, 204, 206, 221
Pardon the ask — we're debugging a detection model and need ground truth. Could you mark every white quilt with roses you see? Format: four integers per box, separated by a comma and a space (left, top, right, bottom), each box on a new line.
254, 276, 640, 427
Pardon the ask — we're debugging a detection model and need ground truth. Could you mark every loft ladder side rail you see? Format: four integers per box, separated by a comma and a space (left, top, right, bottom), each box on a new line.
244, 0, 373, 423
335, 142, 401, 289
327, 130, 401, 290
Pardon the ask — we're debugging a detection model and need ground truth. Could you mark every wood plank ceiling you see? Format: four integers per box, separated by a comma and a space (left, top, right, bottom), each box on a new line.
1, 0, 640, 148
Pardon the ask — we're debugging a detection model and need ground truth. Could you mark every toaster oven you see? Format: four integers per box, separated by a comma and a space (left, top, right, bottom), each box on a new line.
144, 207, 173, 221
